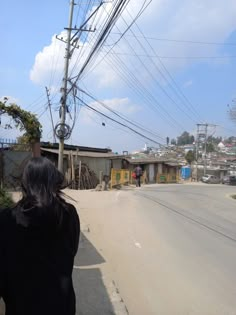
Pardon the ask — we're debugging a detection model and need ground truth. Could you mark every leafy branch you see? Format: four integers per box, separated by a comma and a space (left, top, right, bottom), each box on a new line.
0, 102, 42, 142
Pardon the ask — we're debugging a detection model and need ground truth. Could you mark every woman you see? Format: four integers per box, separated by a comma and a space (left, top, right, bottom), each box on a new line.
0, 157, 80, 315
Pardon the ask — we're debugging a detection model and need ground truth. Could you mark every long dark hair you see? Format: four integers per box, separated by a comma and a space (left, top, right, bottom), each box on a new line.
15, 157, 68, 228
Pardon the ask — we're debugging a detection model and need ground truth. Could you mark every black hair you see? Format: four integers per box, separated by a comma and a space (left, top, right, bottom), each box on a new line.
14, 157, 68, 228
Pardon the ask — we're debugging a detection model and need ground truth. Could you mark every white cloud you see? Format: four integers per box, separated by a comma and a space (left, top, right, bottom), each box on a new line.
30, 33, 65, 85
79, 97, 140, 125
30, 1, 236, 91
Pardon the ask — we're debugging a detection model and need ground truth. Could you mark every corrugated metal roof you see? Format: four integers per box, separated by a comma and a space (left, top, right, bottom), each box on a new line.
41, 148, 116, 158
124, 157, 182, 165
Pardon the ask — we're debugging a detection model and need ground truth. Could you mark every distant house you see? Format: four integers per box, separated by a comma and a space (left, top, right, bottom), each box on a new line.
217, 142, 225, 151
110, 154, 183, 184
183, 144, 195, 153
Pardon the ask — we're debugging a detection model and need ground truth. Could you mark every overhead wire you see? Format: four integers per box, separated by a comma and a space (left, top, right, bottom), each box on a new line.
128, 15, 203, 122
79, 5, 207, 133
118, 11, 201, 124
77, 48, 185, 131
79, 3, 186, 131
82, 104, 152, 146
107, 52, 236, 59
76, 84, 166, 141
69, 0, 131, 91
69, 0, 103, 78
75, 95, 165, 146
110, 34, 236, 46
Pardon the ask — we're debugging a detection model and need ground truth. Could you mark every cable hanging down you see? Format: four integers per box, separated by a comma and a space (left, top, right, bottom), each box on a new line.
75, 95, 165, 147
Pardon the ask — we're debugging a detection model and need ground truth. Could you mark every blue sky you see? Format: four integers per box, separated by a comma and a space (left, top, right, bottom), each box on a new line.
1, 0, 236, 153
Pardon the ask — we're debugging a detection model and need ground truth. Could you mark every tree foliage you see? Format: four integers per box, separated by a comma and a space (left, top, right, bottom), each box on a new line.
185, 150, 195, 164
12, 135, 31, 151
166, 136, 169, 146
206, 142, 215, 153
0, 188, 14, 209
177, 131, 194, 146
0, 102, 42, 142
207, 136, 222, 145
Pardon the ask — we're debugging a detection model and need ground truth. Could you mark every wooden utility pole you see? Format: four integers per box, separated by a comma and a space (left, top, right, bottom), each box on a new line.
58, 0, 75, 173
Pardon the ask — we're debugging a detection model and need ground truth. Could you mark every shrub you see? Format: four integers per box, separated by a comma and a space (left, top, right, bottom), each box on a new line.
0, 188, 15, 209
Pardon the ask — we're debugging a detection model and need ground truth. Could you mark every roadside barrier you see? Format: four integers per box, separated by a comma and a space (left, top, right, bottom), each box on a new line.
156, 173, 179, 183
110, 169, 130, 188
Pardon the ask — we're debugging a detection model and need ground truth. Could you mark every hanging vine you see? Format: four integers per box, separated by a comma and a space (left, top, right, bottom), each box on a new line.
0, 102, 42, 142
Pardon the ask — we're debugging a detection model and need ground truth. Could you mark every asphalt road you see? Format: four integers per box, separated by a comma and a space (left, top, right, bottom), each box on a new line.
73, 184, 236, 315
1, 184, 236, 315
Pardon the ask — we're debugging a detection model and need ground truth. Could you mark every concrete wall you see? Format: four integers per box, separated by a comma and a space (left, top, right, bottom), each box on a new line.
148, 164, 155, 183
111, 159, 122, 170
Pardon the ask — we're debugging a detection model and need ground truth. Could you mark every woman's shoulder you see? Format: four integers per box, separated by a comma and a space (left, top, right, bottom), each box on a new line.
0, 207, 13, 222
0, 207, 16, 235
65, 203, 80, 224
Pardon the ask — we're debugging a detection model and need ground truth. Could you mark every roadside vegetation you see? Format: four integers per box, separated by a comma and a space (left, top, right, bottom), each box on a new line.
0, 188, 15, 209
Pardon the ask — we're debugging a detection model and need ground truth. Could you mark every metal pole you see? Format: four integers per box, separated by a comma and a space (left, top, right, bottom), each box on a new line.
58, 0, 75, 172
203, 124, 208, 175
196, 124, 199, 181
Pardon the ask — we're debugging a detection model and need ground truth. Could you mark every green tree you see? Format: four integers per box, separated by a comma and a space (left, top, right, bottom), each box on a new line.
177, 131, 195, 145
185, 150, 195, 164
0, 102, 42, 141
171, 138, 176, 145
0, 188, 14, 209
206, 142, 215, 153
0, 101, 42, 156
224, 136, 236, 144
208, 136, 222, 144
166, 136, 169, 146
12, 135, 31, 151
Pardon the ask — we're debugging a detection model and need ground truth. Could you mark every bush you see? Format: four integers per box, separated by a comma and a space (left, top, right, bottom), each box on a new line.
0, 188, 15, 209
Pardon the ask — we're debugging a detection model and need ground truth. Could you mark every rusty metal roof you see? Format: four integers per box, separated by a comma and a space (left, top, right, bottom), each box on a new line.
41, 148, 116, 158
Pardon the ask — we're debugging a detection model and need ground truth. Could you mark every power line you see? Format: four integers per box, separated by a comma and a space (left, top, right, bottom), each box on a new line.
75, 95, 165, 146
76, 85, 166, 141
107, 51, 236, 60
111, 34, 236, 46
124, 9, 203, 123
69, 0, 131, 89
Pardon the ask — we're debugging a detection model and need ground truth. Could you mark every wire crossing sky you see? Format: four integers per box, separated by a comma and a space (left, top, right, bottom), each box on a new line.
1, 0, 236, 152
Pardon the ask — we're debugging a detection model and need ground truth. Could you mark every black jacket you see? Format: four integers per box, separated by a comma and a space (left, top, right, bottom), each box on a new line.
0, 203, 80, 315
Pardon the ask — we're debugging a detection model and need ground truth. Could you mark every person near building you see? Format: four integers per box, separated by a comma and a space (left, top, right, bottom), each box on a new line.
134, 165, 143, 187
0, 157, 80, 315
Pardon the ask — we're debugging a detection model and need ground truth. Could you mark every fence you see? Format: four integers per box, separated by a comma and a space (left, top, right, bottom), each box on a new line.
110, 169, 130, 188
110, 169, 179, 188
110, 169, 148, 188
156, 173, 179, 184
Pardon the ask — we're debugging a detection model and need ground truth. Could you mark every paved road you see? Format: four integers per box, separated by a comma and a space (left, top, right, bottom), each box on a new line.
72, 184, 236, 315
2, 184, 236, 315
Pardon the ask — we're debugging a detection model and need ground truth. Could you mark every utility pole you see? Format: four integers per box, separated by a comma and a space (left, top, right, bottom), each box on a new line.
203, 124, 208, 176
196, 124, 208, 180
195, 124, 200, 181
55, 1, 103, 172
196, 123, 216, 179
58, 0, 75, 173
